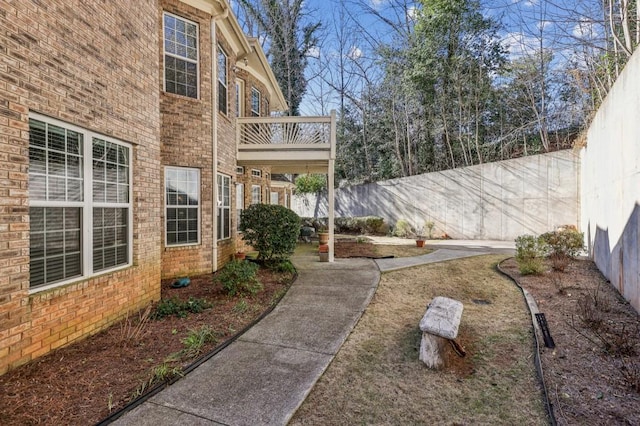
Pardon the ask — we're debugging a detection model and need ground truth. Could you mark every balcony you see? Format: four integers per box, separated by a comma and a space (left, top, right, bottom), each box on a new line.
236, 111, 337, 262
236, 112, 336, 174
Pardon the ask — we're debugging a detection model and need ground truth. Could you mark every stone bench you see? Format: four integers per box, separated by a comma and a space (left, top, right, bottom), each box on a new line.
419, 296, 464, 369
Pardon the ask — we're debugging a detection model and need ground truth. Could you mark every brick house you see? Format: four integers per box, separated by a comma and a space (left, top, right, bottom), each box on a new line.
0, 0, 339, 376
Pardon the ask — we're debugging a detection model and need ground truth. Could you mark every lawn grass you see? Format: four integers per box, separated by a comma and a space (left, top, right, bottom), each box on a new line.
291, 254, 547, 425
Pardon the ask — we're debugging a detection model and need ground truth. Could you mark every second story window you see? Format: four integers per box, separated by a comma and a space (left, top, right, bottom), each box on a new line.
217, 46, 227, 114
163, 12, 198, 99
251, 87, 261, 117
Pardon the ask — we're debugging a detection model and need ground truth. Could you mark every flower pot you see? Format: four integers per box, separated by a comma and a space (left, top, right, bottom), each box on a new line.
318, 232, 329, 245
234, 252, 246, 260
416, 239, 425, 248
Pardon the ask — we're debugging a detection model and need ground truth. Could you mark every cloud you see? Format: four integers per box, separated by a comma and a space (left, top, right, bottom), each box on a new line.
348, 46, 362, 60
572, 18, 597, 39
502, 32, 540, 58
307, 46, 320, 59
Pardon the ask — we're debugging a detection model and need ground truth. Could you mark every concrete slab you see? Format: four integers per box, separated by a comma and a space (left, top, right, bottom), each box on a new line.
146, 341, 331, 426
239, 304, 364, 354
293, 269, 379, 289
112, 402, 222, 425
278, 283, 377, 312
375, 249, 488, 272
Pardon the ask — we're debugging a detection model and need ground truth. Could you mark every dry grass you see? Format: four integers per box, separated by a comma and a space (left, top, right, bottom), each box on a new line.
291, 255, 547, 425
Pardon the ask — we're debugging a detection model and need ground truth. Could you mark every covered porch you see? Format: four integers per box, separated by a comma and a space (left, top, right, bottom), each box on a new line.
236, 111, 337, 261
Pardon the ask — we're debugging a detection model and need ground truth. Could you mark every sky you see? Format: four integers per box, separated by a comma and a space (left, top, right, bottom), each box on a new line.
234, 0, 608, 116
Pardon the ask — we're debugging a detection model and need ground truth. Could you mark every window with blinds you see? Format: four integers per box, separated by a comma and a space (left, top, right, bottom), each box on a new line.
28, 116, 132, 290
163, 12, 199, 99
165, 167, 200, 245
217, 174, 231, 240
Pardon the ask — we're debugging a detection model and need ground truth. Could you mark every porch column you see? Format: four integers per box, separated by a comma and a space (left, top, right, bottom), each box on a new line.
328, 110, 336, 262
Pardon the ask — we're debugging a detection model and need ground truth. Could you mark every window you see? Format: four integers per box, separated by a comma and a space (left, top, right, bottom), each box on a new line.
217, 46, 227, 114
251, 169, 262, 178
217, 174, 231, 240
235, 80, 244, 117
236, 183, 244, 231
165, 167, 199, 245
270, 191, 279, 205
251, 185, 261, 204
29, 115, 131, 290
251, 87, 261, 117
264, 98, 270, 117
285, 192, 289, 208
163, 12, 198, 98
236, 166, 244, 175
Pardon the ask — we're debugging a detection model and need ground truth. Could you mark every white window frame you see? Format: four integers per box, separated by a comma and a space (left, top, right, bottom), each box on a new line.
251, 185, 261, 205
251, 169, 262, 178
217, 45, 228, 114
28, 113, 133, 293
270, 191, 279, 205
236, 79, 245, 117
236, 183, 244, 231
165, 166, 200, 246
251, 87, 261, 117
217, 174, 231, 241
236, 166, 244, 175
163, 12, 199, 99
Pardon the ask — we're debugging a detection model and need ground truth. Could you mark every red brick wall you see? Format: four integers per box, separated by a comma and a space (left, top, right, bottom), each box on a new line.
0, 0, 162, 374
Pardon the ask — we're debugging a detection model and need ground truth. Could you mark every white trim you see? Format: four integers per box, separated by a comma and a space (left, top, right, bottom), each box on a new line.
217, 45, 228, 114
162, 11, 200, 99
28, 113, 133, 292
251, 184, 261, 204
251, 87, 261, 117
251, 168, 262, 178
217, 173, 231, 240
235, 79, 245, 117
164, 166, 201, 247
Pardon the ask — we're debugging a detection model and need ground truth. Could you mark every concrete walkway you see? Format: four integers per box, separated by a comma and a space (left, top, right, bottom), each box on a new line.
113, 240, 513, 425
113, 251, 380, 426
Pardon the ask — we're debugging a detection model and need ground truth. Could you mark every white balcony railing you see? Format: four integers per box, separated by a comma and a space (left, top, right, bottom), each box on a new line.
237, 114, 335, 152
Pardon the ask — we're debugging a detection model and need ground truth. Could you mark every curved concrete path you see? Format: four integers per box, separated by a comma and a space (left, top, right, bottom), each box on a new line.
113, 240, 513, 425
113, 252, 380, 426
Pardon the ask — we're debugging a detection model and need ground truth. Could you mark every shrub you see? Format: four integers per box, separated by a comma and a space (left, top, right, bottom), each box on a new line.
269, 259, 296, 274
540, 226, 584, 272
240, 204, 301, 261
334, 216, 386, 235
153, 297, 212, 319
393, 219, 413, 238
215, 259, 262, 297
515, 234, 547, 275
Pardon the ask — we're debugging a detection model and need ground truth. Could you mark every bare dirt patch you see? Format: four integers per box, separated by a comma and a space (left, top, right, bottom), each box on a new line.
0, 266, 293, 426
500, 258, 640, 426
291, 255, 547, 425
334, 237, 431, 258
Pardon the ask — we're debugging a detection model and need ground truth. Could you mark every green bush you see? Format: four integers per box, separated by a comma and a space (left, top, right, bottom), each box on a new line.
515, 234, 547, 275
240, 204, 301, 261
540, 226, 584, 272
269, 259, 296, 274
215, 259, 262, 297
334, 216, 386, 235
153, 297, 212, 319
393, 219, 413, 238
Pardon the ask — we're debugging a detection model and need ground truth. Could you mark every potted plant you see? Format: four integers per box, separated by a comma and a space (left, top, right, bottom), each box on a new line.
317, 225, 329, 245
234, 251, 246, 260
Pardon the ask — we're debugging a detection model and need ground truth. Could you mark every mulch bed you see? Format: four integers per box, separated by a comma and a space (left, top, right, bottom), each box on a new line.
0, 266, 294, 426
500, 258, 640, 425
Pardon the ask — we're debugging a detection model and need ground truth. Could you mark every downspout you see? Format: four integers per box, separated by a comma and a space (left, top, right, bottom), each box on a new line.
211, 5, 229, 272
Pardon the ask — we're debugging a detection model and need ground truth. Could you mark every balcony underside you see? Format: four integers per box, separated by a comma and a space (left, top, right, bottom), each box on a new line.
237, 145, 331, 174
